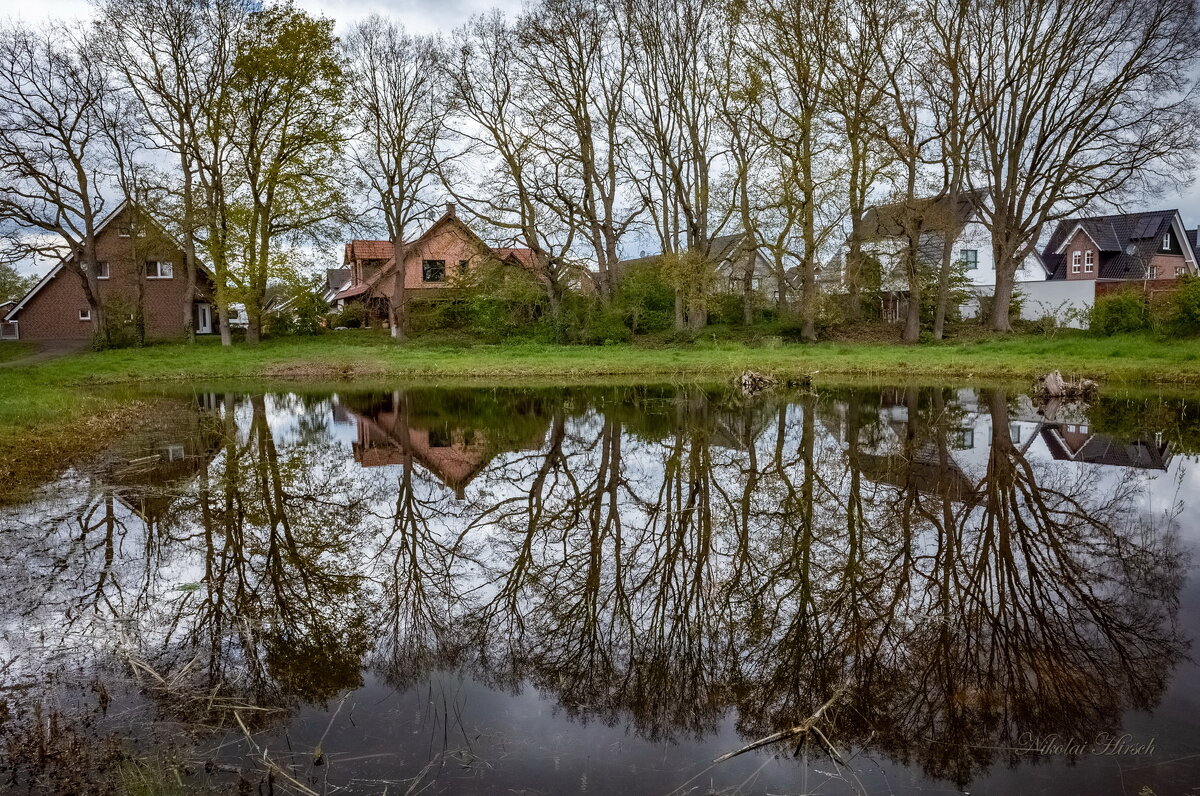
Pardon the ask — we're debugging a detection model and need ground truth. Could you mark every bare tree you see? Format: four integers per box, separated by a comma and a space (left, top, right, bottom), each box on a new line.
749, 0, 844, 341
97, 0, 246, 343
623, 0, 732, 331
964, 0, 1200, 331
444, 11, 578, 324
515, 0, 642, 301
0, 22, 115, 342
343, 16, 447, 341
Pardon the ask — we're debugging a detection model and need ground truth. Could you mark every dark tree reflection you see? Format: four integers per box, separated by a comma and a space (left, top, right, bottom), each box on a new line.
0, 384, 1188, 792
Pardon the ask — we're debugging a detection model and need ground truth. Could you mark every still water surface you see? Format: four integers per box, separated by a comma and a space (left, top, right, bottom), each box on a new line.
1, 384, 1197, 794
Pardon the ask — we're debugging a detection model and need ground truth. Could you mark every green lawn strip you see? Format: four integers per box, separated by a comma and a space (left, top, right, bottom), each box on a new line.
0, 341, 34, 363
4, 330, 1197, 385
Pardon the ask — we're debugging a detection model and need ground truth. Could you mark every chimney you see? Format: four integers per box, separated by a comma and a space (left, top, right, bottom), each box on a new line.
446, 202, 456, 218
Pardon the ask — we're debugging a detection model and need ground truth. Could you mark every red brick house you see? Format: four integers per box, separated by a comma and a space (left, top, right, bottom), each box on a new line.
333, 204, 535, 322
2, 202, 216, 341
1040, 210, 1199, 290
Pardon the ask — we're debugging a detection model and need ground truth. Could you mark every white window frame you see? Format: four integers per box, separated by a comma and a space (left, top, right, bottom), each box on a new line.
1176, 265, 1186, 276
96, 261, 110, 280
1163, 232, 1171, 251
146, 261, 174, 279
78, 309, 91, 321
1084, 251, 1094, 273
1071, 250, 1081, 273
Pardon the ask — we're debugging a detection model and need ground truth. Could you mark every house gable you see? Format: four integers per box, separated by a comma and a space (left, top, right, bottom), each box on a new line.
5, 203, 213, 340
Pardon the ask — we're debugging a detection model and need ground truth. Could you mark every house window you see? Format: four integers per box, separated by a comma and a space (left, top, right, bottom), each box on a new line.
1071, 251, 1081, 273
457, 259, 469, 276
422, 259, 446, 282
116, 222, 142, 238
1084, 251, 1094, 272
78, 309, 91, 321
1162, 232, 1172, 251
146, 261, 174, 279
428, 426, 451, 447
1177, 265, 1186, 276
960, 249, 978, 269
84, 261, 110, 279
1149, 265, 1159, 279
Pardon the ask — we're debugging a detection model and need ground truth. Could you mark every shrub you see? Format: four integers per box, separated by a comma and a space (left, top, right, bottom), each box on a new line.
330, 302, 366, 329
460, 261, 547, 341
1089, 290, 1149, 336
1153, 275, 1200, 338
614, 262, 674, 333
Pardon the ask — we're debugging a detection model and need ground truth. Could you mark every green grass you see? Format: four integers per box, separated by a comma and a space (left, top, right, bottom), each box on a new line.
5, 328, 1199, 386
0, 341, 33, 363
0, 328, 1195, 504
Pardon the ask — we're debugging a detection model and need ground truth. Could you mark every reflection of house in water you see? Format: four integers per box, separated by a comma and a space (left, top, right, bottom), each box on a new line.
337, 392, 550, 498
858, 444, 983, 505
1040, 423, 1173, 470
100, 394, 225, 526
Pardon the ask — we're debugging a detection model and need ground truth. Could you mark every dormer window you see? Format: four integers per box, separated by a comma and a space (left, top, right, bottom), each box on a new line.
1071, 251, 1081, 273
1084, 251, 1094, 273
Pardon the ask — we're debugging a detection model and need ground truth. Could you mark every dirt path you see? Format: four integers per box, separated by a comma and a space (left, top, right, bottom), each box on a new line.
0, 339, 89, 368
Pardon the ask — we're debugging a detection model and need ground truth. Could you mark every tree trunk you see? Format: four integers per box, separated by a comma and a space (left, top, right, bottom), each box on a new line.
218, 307, 232, 346
181, 151, 198, 343
990, 264, 1015, 332
742, 260, 754, 326
675, 290, 685, 332
389, 237, 406, 341
933, 232, 956, 340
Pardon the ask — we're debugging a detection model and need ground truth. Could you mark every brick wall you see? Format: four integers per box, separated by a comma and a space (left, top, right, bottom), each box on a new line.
12, 207, 208, 341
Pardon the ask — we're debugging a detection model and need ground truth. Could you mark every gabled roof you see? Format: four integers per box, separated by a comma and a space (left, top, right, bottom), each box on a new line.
855, 190, 983, 241
335, 209, 520, 301
4, 200, 213, 320
1040, 426, 1173, 470
1040, 209, 1196, 280
344, 240, 394, 264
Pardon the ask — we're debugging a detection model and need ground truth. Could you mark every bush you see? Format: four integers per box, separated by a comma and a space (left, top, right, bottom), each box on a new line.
614, 262, 674, 333
1089, 290, 1149, 336
330, 302, 366, 329
460, 261, 547, 341
1153, 275, 1200, 338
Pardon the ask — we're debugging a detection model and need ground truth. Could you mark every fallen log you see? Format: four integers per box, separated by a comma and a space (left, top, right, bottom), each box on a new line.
1034, 370, 1098, 403
713, 681, 850, 763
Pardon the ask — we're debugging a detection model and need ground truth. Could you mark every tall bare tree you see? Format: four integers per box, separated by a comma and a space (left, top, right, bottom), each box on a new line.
343, 16, 446, 341
515, 0, 641, 300
97, 0, 247, 343
0, 22, 115, 342
964, 0, 1200, 331
445, 11, 578, 323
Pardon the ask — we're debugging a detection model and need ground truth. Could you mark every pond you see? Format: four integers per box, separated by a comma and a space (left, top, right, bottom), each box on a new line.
0, 383, 1197, 795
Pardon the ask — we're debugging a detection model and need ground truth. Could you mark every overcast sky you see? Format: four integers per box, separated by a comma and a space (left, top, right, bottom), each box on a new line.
2, 0, 1200, 275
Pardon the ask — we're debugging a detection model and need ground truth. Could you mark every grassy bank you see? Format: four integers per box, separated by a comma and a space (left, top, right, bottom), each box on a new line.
6, 328, 1200, 385
0, 329, 1194, 503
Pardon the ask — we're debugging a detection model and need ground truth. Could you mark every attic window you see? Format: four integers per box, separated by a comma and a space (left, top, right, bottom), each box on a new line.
116, 222, 142, 238
1162, 231, 1172, 251
422, 259, 446, 283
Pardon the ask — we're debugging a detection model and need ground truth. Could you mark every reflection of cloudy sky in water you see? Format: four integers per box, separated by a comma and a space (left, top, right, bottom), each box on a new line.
0, 384, 1196, 793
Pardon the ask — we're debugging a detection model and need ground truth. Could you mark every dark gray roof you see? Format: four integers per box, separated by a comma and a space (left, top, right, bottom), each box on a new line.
325, 268, 350, 291
1040, 426, 1173, 470
855, 190, 982, 241
617, 233, 758, 270
1040, 210, 1187, 280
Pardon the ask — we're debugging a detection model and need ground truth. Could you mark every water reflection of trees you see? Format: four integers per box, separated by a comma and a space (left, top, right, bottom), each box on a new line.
0, 385, 1187, 790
